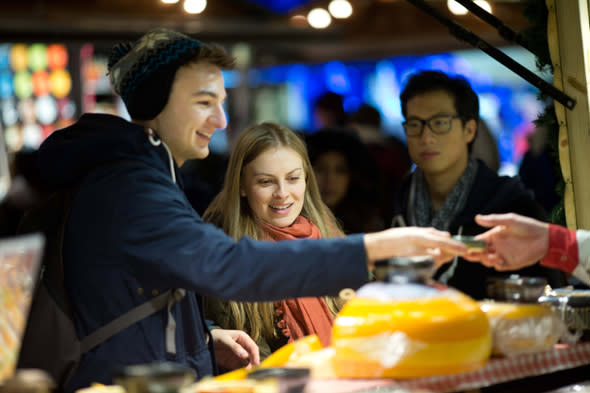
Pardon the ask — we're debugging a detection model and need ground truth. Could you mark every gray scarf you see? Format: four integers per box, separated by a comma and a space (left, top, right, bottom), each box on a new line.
408, 158, 479, 231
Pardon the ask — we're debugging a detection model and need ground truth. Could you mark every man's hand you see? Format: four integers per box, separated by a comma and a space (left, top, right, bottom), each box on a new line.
464, 213, 550, 271
210, 329, 260, 371
363, 227, 467, 269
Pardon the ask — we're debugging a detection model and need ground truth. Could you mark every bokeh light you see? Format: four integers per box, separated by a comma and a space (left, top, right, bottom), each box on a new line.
10, 44, 28, 72
307, 8, 331, 29
47, 44, 68, 70
183, 0, 206, 14
329, 0, 353, 19
49, 69, 72, 98
13, 71, 33, 99
28, 44, 48, 72
32, 70, 51, 97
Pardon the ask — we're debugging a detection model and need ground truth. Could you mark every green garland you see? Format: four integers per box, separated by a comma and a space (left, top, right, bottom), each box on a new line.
522, 0, 566, 225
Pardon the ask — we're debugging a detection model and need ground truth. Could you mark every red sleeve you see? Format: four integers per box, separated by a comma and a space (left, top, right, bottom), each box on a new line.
540, 224, 579, 273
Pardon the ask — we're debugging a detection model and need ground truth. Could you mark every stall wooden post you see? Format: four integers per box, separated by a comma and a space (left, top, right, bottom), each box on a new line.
547, 0, 590, 230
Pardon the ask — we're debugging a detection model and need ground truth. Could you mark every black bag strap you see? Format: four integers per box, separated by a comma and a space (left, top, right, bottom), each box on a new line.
80, 288, 186, 353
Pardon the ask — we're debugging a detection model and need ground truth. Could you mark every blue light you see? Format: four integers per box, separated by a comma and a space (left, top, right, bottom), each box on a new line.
247, 46, 547, 169
0, 45, 10, 70
221, 70, 241, 89
209, 128, 227, 154
0, 72, 13, 99
243, 0, 314, 14
247, 69, 261, 87
324, 61, 351, 94
343, 96, 361, 113
286, 64, 309, 130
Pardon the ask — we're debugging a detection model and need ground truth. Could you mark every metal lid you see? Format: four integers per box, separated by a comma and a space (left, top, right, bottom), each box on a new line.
486, 275, 547, 303
247, 367, 310, 380
373, 256, 435, 284
539, 290, 590, 307
113, 362, 196, 393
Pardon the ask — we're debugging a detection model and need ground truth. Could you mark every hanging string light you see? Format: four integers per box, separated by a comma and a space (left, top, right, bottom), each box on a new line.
184, 0, 206, 14
329, 0, 353, 19
307, 8, 331, 29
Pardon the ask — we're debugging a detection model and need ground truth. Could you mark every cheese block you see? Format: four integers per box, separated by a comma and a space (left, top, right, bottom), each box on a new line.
479, 301, 562, 356
331, 283, 491, 378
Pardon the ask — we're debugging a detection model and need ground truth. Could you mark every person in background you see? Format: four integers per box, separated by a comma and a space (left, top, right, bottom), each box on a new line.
518, 124, 561, 215
470, 213, 590, 286
306, 127, 385, 234
347, 104, 412, 224
390, 70, 565, 299
313, 91, 347, 130
203, 122, 346, 361
30, 30, 466, 391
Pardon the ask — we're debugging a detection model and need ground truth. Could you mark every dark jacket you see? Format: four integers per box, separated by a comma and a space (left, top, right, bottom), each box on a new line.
38, 114, 368, 392
391, 160, 565, 299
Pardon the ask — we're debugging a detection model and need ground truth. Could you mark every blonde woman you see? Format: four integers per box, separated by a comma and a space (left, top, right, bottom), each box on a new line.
204, 122, 346, 360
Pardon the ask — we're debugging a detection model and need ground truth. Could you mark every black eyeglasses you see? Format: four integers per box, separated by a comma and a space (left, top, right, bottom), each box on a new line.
402, 115, 463, 137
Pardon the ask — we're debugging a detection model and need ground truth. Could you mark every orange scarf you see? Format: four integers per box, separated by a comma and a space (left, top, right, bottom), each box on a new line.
260, 216, 334, 347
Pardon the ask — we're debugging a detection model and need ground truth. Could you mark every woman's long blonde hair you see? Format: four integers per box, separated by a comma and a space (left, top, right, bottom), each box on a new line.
203, 122, 345, 341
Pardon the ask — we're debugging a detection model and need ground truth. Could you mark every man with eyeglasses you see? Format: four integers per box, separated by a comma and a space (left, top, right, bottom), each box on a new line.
390, 70, 565, 299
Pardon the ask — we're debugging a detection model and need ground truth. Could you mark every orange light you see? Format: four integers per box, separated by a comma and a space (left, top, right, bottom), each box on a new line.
47, 44, 68, 70
32, 70, 51, 97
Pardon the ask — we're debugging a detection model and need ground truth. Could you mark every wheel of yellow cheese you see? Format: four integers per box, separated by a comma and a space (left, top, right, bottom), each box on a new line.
331, 283, 491, 378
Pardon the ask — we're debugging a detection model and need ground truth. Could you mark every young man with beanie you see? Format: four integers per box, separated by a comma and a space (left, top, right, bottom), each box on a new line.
35, 30, 467, 392
391, 70, 565, 299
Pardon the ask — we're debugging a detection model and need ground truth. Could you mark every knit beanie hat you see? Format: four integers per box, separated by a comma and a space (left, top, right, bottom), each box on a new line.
107, 28, 202, 120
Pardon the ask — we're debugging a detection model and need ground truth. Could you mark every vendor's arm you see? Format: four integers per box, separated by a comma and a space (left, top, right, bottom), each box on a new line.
541, 224, 590, 286
472, 213, 590, 285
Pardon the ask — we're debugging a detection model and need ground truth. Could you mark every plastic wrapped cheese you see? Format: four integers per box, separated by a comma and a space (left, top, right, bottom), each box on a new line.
479, 300, 565, 356
331, 283, 491, 378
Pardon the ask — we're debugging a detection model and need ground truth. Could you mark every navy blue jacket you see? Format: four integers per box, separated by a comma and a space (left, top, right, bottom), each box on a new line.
38, 114, 368, 392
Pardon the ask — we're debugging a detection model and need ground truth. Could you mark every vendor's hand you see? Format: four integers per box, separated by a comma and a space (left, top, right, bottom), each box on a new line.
464, 213, 549, 271
211, 328, 260, 370
363, 227, 467, 269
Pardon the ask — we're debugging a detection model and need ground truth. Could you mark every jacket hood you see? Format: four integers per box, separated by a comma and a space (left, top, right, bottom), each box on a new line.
39, 113, 173, 187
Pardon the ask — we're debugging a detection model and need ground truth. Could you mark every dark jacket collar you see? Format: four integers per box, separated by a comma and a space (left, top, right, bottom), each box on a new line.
39, 113, 182, 188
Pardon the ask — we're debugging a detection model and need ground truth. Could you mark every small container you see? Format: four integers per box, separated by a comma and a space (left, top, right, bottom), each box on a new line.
486, 276, 547, 303
113, 362, 196, 393
247, 368, 309, 393
539, 289, 590, 341
451, 235, 487, 252
373, 256, 435, 284
479, 300, 562, 356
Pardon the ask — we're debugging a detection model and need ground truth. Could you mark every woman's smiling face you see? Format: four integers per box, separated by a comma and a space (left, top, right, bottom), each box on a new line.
241, 147, 306, 228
